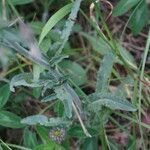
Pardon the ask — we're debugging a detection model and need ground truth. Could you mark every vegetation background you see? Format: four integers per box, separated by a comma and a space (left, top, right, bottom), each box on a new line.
0, 0, 150, 149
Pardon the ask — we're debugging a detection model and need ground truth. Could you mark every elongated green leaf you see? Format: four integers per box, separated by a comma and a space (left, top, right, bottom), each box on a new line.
41, 93, 57, 103
49, 55, 69, 66
33, 87, 42, 98
0, 84, 10, 108
88, 93, 137, 112
39, 38, 51, 53
118, 44, 137, 69
21, 115, 48, 125
21, 115, 71, 126
0, 30, 23, 43
23, 128, 38, 149
54, 101, 64, 117
0, 110, 25, 128
130, 0, 148, 35
80, 32, 110, 55
11, 0, 34, 5
96, 52, 114, 93
39, 3, 73, 44
36, 125, 50, 143
10, 73, 52, 92
54, 85, 73, 118
113, 0, 140, 16
56, 0, 82, 55
33, 64, 44, 81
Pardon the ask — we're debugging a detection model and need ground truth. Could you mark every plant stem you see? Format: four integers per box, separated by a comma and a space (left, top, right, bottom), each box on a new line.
99, 122, 108, 150
138, 30, 150, 149
6, 143, 32, 150
72, 101, 91, 137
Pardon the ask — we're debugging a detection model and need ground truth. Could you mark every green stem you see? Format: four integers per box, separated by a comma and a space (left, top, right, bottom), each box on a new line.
39, 101, 56, 114
99, 122, 108, 150
0, 139, 12, 150
138, 30, 150, 149
114, 111, 150, 130
120, 0, 144, 42
3, 64, 27, 77
7, 0, 20, 17
6, 143, 32, 150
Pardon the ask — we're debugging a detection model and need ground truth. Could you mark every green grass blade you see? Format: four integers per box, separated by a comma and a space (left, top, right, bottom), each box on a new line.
138, 30, 150, 149
112, 0, 140, 17
39, 3, 73, 45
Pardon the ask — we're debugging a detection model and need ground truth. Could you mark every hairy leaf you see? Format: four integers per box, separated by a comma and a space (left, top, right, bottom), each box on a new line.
96, 52, 114, 93
10, 73, 53, 92
21, 115, 71, 126
33, 64, 44, 81
54, 85, 73, 118
88, 93, 137, 112
41, 93, 57, 103
56, 0, 82, 55
1, 32, 82, 120
118, 44, 137, 69
49, 55, 69, 66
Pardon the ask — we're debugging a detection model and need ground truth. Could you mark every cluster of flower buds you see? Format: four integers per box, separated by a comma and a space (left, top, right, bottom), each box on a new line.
49, 127, 66, 144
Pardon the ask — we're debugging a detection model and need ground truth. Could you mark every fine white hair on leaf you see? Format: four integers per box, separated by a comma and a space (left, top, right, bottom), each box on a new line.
19, 21, 34, 42
29, 42, 42, 59
19, 21, 42, 60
